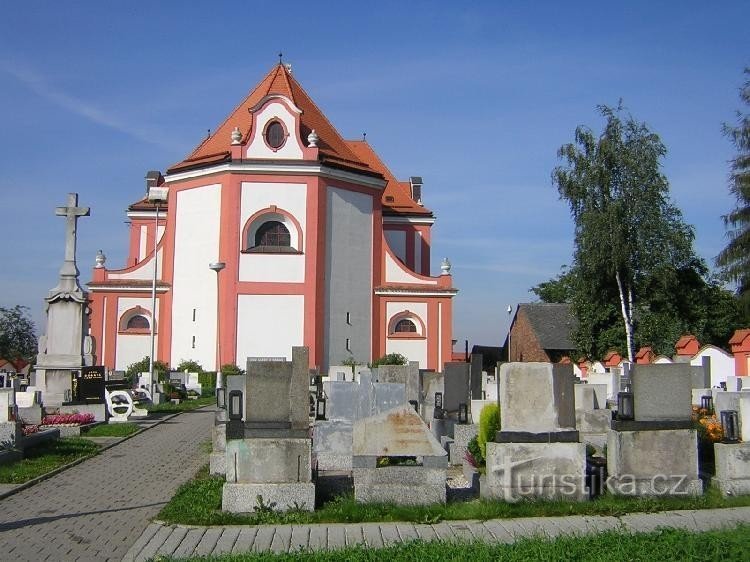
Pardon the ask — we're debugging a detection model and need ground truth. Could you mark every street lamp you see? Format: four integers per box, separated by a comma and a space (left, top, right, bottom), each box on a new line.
209, 261, 226, 392
147, 184, 168, 399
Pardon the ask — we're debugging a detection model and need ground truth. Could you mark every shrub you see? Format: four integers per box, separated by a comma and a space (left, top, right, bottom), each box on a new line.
477, 403, 500, 460
198, 371, 217, 391
125, 357, 169, 385
176, 359, 204, 373
466, 435, 483, 467
220, 363, 244, 377
369, 353, 408, 368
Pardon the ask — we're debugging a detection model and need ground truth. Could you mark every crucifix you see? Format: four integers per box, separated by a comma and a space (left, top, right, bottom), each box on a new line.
53, 193, 90, 294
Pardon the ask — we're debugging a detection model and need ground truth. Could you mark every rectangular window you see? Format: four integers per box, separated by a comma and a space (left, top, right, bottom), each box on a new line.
192, 335, 196, 349
346, 338, 351, 352
346, 312, 351, 325
192, 309, 196, 322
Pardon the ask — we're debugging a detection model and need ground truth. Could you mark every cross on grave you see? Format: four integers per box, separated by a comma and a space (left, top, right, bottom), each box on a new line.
53, 193, 90, 294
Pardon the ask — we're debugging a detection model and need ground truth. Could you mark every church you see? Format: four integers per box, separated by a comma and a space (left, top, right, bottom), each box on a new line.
87, 63, 457, 374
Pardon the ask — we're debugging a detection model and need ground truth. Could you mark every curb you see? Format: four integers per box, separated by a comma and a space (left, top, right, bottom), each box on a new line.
0, 410, 188, 501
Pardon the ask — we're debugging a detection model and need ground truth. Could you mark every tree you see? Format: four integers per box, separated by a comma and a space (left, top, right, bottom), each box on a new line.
125, 356, 169, 385
369, 353, 408, 368
0, 305, 37, 361
717, 68, 750, 318
553, 104, 698, 361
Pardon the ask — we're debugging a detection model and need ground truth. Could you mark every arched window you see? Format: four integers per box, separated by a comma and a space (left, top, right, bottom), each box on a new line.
118, 306, 154, 334
254, 221, 291, 248
394, 319, 417, 333
126, 315, 150, 330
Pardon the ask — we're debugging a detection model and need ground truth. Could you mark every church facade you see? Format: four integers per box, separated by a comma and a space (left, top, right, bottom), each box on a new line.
87, 64, 457, 373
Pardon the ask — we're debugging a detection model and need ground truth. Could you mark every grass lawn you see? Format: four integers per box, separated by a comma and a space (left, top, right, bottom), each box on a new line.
157, 465, 750, 527
158, 524, 750, 561
0, 438, 100, 484
83, 422, 140, 437
147, 396, 214, 413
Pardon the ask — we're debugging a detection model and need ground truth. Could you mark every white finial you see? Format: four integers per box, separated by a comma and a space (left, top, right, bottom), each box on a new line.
284, 63, 292, 74
440, 257, 451, 275
231, 126, 242, 145
307, 129, 319, 148
95, 250, 106, 269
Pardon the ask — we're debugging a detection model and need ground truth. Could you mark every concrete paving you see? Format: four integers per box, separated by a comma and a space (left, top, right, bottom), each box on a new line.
0, 407, 214, 561
124, 506, 750, 560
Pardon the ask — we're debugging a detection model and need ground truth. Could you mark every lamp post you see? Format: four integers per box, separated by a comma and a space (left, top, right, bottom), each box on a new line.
209, 261, 226, 392
147, 185, 168, 399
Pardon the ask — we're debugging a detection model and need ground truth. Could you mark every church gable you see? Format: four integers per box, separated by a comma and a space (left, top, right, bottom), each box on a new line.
244, 95, 305, 160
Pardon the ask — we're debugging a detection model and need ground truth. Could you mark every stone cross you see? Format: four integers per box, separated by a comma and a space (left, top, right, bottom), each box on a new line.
53, 193, 90, 294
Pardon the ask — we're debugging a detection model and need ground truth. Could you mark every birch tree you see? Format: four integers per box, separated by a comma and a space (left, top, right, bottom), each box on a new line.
553, 105, 695, 361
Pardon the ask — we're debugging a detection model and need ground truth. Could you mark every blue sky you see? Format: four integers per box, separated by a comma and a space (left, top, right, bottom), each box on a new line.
0, 2, 748, 352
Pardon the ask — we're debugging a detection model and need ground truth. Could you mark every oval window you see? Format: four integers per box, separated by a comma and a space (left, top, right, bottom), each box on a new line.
265, 121, 286, 149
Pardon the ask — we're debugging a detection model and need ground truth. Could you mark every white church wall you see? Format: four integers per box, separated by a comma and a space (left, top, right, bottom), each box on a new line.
384, 230, 406, 263
170, 184, 221, 368
245, 100, 304, 160
114, 297, 157, 371
385, 338, 428, 368
384, 251, 437, 285
107, 246, 163, 280
385, 302, 428, 368
115, 334, 151, 371
324, 187, 373, 368
236, 295, 304, 361
239, 182, 306, 283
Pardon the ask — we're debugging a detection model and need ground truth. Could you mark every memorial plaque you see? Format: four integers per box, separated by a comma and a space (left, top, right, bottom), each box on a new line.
76, 366, 106, 403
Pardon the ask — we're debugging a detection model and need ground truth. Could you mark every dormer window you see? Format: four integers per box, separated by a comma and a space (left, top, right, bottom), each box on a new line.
265, 120, 286, 149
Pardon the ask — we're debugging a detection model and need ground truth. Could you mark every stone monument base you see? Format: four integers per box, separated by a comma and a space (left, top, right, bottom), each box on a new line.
209, 452, 226, 476
607, 428, 702, 496
353, 464, 447, 505
222, 482, 315, 512
712, 442, 750, 497
483, 442, 588, 502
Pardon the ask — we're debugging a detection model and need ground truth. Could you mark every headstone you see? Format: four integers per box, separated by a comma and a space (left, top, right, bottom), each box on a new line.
74, 366, 106, 404
484, 362, 587, 502
726, 376, 749, 392
443, 362, 470, 415
352, 405, 447, 505
223, 347, 315, 513
498, 362, 576, 435
375, 362, 419, 406
0, 389, 14, 422
715, 391, 742, 422
470, 354, 483, 400
631, 363, 692, 422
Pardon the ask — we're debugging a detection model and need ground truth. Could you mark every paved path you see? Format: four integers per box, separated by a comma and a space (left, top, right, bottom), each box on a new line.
0, 407, 214, 562
124, 506, 750, 560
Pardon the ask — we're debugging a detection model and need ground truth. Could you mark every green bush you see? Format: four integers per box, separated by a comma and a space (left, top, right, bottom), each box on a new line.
466, 435, 483, 466
220, 363, 244, 377
176, 359, 204, 373
198, 371, 217, 391
369, 353, 408, 368
125, 356, 169, 385
478, 403, 500, 460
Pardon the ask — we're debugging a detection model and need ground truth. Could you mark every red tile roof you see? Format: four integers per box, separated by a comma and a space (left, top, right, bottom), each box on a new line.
346, 140, 433, 217
167, 64, 377, 177
729, 329, 750, 345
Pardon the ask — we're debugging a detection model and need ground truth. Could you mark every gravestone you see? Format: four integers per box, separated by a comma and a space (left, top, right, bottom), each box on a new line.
223, 347, 315, 513
607, 363, 701, 496
34, 193, 95, 407
352, 405, 447, 505
470, 353, 483, 400
74, 366, 106, 404
443, 362, 470, 416
485, 363, 587, 502
375, 362, 419, 406
0, 388, 21, 446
